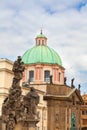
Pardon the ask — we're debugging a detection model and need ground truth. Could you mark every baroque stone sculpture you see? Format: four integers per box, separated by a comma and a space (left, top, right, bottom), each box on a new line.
2, 56, 39, 130
23, 87, 39, 119
64, 77, 67, 85
71, 78, 75, 88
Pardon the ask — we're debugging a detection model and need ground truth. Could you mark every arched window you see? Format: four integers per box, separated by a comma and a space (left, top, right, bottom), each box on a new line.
44, 70, 50, 82
29, 70, 34, 82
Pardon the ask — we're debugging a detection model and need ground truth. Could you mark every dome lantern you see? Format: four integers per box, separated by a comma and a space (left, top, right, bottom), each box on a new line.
35, 30, 47, 46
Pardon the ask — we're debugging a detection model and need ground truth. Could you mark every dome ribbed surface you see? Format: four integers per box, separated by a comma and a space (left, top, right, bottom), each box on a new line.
22, 45, 62, 66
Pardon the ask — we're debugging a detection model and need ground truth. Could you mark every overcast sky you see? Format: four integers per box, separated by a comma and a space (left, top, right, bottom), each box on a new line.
0, 0, 87, 94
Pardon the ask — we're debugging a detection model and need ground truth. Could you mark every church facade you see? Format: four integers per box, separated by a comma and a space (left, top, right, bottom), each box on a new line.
0, 31, 84, 130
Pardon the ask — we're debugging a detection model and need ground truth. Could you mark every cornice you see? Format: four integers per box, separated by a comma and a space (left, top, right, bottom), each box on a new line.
0, 68, 13, 74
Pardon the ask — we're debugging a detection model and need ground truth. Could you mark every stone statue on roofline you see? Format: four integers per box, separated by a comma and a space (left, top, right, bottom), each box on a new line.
64, 77, 67, 85
50, 75, 53, 84
71, 78, 75, 88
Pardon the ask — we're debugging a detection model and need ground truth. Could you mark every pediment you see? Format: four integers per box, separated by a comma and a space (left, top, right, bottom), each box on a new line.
67, 88, 83, 104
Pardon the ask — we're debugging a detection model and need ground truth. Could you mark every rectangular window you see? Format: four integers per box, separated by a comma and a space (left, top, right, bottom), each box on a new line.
42, 40, 44, 45
86, 111, 87, 115
29, 70, 34, 82
44, 70, 50, 82
82, 111, 85, 115
82, 110, 87, 115
59, 72, 61, 81
83, 119, 87, 125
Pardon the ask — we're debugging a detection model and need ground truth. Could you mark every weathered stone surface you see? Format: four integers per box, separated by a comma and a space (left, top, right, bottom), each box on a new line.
2, 56, 39, 130
44, 84, 83, 130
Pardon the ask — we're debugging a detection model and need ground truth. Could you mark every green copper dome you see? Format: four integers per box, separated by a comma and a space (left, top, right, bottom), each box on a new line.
22, 45, 62, 66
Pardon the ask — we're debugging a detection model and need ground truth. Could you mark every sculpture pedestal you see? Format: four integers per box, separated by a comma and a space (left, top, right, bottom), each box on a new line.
15, 122, 22, 130
2, 123, 5, 130
23, 119, 39, 130
70, 128, 76, 130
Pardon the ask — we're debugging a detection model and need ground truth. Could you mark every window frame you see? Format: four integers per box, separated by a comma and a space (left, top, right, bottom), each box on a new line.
44, 70, 50, 82
29, 70, 34, 82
